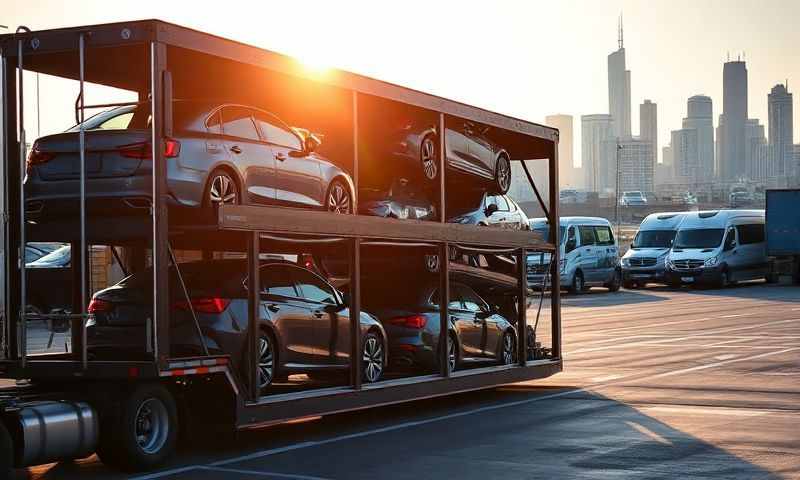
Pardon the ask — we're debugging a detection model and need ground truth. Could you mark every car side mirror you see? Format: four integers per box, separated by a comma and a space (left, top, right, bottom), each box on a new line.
485, 203, 499, 216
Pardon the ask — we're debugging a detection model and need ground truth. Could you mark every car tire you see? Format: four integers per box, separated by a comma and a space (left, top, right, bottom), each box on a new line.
204, 169, 240, 207
718, 269, 730, 288
569, 271, 585, 294
439, 332, 459, 373
606, 270, 622, 292
257, 330, 277, 392
420, 134, 439, 181
494, 154, 511, 194
97, 383, 178, 472
326, 179, 352, 214
362, 331, 385, 383
498, 330, 516, 365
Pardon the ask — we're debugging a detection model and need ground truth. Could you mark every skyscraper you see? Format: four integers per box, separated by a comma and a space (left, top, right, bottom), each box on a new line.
768, 83, 794, 179
581, 114, 614, 193
640, 100, 657, 162
545, 114, 581, 188
608, 17, 631, 139
682, 95, 715, 180
618, 138, 655, 193
718, 59, 748, 181
745, 119, 768, 181
671, 128, 699, 180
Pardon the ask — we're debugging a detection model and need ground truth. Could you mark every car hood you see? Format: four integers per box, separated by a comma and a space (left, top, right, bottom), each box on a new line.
668, 248, 719, 261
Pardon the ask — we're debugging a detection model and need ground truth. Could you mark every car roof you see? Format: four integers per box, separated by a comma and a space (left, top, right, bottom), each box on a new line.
678, 209, 765, 229
639, 212, 689, 230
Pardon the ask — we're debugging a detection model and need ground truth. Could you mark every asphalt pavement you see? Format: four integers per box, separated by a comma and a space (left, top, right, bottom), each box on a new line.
16, 281, 800, 479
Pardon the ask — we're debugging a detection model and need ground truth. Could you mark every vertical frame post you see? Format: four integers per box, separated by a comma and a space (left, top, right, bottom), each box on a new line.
16, 39, 27, 367
548, 141, 561, 359
349, 237, 362, 389
247, 232, 259, 401
516, 247, 527, 366
438, 113, 450, 376
0, 47, 8, 359
150, 41, 169, 367
78, 33, 88, 369
3, 46, 20, 361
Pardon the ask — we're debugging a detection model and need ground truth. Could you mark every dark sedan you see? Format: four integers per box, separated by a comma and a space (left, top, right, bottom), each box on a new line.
361, 279, 517, 372
448, 193, 530, 230
86, 260, 387, 389
24, 102, 355, 220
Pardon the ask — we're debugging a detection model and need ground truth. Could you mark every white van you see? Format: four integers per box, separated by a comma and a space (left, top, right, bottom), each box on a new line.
666, 210, 767, 287
621, 212, 688, 288
528, 217, 621, 293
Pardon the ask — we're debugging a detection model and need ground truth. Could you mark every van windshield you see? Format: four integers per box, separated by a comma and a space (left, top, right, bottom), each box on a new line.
631, 230, 677, 249
674, 229, 724, 249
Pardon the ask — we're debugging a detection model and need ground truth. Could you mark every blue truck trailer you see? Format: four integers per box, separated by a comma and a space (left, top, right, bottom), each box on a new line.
766, 189, 800, 284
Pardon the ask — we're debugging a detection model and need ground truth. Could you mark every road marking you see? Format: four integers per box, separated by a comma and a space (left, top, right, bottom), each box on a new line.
200, 466, 333, 479
592, 374, 626, 382
646, 347, 799, 380
625, 421, 673, 445
713, 354, 737, 361
719, 313, 752, 319
641, 406, 768, 417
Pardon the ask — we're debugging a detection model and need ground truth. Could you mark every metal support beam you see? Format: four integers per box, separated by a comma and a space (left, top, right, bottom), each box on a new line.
548, 144, 561, 359
16, 39, 26, 367
247, 231, 259, 401
349, 237, 362, 389
438, 242, 450, 376
521, 160, 550, 220
0, 47, 7, 359
78, 33, 88, 369
150, 41, 170, 367
517, 248, 527, 366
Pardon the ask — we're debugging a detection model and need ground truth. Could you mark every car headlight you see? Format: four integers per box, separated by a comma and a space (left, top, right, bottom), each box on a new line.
704, 256, 718, 267
621, 257, 630, 267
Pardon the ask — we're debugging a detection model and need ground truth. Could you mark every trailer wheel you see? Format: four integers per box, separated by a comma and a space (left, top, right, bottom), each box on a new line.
99, 383, 178, 472
0, 421, 12, 478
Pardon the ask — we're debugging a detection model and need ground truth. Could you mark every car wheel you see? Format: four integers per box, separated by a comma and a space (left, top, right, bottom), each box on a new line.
420, 134, 439, 181
206, 170, 239, 207
97, 383, 178, 472
362, 332, 385, 383
607, 270, 621, 292
257, 331, 277, 391
326, 180, 352, 214
445, 333, 458, 373
494, 155, 511, 194
623, 280, 636, 289
718, 269, 730, 288
498, 330, 516, 365
569, 271, 585, 294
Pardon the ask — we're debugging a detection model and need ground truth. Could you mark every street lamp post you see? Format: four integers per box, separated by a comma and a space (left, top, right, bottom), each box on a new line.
615, 139, 622, 239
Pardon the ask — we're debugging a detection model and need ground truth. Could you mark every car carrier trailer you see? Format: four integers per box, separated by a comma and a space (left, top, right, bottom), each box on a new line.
0, 20, 562, 474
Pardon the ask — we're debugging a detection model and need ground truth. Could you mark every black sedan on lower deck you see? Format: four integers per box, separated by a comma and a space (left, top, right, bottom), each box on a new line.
361, 279, 517, 372
87, 259, 387, 389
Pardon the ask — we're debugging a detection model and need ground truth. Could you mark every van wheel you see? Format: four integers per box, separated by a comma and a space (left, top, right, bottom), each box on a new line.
606, 270, 622, 292
98, 383, 178, 472
718, 269, 730, 288
569, 271, 585, 294
623, 280, 636, 289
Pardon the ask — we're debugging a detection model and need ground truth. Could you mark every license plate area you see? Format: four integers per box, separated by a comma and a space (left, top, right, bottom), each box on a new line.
681, 276, 695, 283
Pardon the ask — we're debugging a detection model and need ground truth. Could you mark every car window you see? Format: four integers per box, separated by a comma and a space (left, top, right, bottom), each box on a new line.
95, 111, 134, 130
594, 226, 615, 246
736, 224, 764, 245
260, 265, 298, 297
578, 226, 596, 246
494, 195, 510, 211
206, 110, 222, 135
255, 112, 302, 150
222, 107, 259, 141
430, 288, 465, 310
458, 285, 488, 313
291, 268, 337, 304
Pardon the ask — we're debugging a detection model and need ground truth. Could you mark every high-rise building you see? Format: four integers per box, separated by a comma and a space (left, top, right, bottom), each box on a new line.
682, 95, 715, 180
718, 59, 748, 181
670, 129, 699, 180
608, 17, 631, 139
657, 145, 674, 185
545, 114, 581, 189
581, 114, 615, 193
618, 138, 655, 194
744, 119, 768, 181
792, 144, 800, 186
640, 100, 657, 162
768, 83, 794, 179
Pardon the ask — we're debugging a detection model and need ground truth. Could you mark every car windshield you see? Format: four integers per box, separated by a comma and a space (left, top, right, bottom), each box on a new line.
631, 230, 677, 249
673, 229, 725, 249
27, 245, 71, 268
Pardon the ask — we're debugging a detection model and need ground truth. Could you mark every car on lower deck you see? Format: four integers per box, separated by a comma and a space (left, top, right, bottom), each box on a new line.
86, 259, 387, 390
24, 102, 355, 221
448, 192, 530, 230
361, 279, 517, 373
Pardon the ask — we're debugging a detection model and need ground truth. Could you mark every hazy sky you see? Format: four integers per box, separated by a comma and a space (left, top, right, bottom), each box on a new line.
5, 0, 800, 167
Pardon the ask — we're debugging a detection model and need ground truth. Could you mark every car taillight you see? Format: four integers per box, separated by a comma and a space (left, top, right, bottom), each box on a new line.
173, 297, 230, 314
388, 315, 427, 329
300, 254, 316, 271
88, 298, 114, 313
26, 144, 55, 167
118, 138, 180, 159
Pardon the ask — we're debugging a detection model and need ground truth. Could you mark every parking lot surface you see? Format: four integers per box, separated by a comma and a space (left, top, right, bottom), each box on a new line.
18, 282, 800, 479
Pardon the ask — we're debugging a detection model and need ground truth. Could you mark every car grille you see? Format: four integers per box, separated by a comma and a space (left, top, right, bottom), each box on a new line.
672, 259, 704, 270
629, 257, 657, 267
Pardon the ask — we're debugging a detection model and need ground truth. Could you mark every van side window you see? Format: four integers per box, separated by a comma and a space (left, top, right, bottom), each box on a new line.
578, 226, 596, 246
594, 226, 615, 246
565, 226, 577, 253
737, 224, 764, 245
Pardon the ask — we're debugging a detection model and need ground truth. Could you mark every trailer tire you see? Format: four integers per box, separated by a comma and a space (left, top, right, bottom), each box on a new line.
99, 383, 178, 472
0, 421, 12, 478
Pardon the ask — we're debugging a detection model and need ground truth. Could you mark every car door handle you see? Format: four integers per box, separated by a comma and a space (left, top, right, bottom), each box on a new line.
313, 310, 324, 318
275, 152, 287, 161
230, 145, 242, 154
267, 304, 280, 313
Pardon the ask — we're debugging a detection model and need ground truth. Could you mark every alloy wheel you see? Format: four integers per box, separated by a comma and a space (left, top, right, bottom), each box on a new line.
208, 173, 238, 205
421, 136, 438, 181
257, 334, 275, 389
496, 157, 511, 193
327, 182, 351, 214
134, 398, 169, 455
502, 332, 515, 365
362, 334, 384, 383
448, 335, 457, 372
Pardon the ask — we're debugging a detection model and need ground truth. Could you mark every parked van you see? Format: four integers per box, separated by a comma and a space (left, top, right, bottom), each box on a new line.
666, 210, 767, 287
528, 217, 621, 293
621, 212, 688, 288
